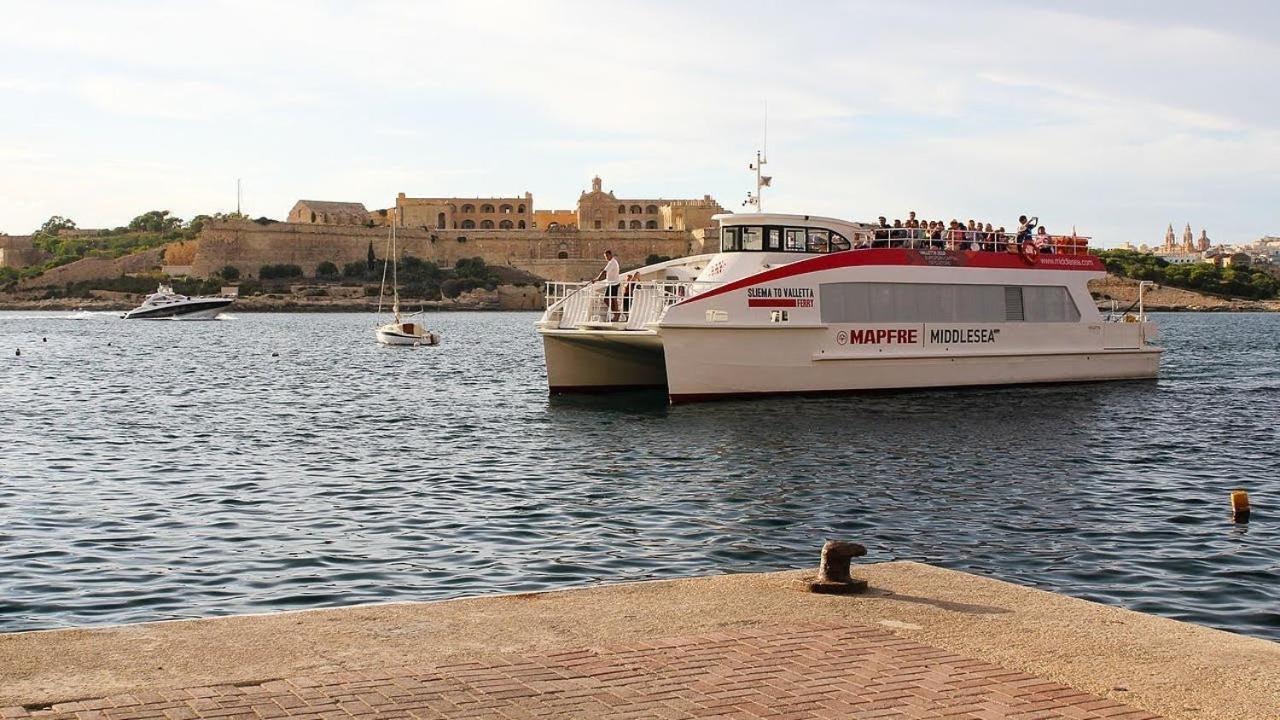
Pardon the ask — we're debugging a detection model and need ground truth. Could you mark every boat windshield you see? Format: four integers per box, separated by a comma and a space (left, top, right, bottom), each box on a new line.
721, 225, 852, 254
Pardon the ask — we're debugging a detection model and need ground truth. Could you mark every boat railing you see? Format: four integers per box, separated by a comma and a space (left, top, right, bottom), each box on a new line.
866, 229, 1091, 255
544, 280, 704, 329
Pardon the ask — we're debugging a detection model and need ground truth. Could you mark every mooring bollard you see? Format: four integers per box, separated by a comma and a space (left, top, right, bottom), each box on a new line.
807, 540, 868, 595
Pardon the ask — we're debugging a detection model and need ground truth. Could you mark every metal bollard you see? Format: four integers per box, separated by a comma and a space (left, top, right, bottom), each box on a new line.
807, 540, 868, 595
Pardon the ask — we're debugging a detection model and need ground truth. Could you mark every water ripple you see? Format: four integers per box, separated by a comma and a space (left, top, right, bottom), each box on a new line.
0, 311, 1277, 640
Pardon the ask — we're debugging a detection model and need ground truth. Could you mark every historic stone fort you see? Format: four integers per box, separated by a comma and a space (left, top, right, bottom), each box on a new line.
216, 176, 727, 282
9, 176, 726, 288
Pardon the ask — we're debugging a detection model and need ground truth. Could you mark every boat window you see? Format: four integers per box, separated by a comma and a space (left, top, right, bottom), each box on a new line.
807, 229, 830, 253
721, 226, 740, 252
741, 226, 763, 251
784, 228, 806, 252
830, 233, 851, 251
1022, 286, 1080, 321
819, 283, 1079, 323
766, 228, 782, 251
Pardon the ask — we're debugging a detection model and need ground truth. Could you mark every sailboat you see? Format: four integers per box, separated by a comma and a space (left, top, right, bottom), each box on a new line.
375, 213, 440, 346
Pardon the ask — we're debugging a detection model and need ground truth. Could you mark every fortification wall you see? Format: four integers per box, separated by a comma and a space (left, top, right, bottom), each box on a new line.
0, 235, 44, 269
191, 221, 694, 281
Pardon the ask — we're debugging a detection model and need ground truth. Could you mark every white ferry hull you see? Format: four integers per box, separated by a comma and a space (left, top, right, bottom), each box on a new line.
661, 326, 1160, 402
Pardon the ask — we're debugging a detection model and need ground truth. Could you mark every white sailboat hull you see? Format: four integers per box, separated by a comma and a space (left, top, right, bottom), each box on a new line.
376, 323, 440, 346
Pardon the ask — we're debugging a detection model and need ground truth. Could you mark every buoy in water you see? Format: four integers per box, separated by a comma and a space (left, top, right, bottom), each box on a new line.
1231, 490, 1251, 523
42, 337, 47, 342
271, 352, 279, 357
14, 348, 19, 357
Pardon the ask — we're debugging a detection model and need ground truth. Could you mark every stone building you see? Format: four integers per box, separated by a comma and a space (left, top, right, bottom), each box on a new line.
533, 209, 577, 230
575, 176, 725, 231
0, 234, 44, 269
1154, 222, 1210, 264
288, 200, 370, 226
394, 192, 534, 231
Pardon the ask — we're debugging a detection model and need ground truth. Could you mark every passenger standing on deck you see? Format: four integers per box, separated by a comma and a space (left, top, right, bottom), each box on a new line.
594, 249, 621, 321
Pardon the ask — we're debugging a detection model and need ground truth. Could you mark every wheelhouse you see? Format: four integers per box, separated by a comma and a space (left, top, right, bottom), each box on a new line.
716, 214, 870, 255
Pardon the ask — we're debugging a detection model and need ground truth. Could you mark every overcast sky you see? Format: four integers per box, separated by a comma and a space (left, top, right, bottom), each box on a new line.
1, 0, 1277, 247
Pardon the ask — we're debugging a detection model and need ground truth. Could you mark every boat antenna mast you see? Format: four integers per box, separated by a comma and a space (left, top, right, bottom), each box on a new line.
743, 102, 771, 212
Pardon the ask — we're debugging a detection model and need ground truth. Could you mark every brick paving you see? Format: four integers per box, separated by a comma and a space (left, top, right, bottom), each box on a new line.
4, 623, 1161, 719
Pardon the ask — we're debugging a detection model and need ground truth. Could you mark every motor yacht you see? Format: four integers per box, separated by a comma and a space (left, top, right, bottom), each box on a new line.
121, 284, 234, 320
537, 213, 1160, 403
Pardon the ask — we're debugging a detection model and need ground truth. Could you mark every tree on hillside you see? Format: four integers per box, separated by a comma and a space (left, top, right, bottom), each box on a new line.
128, 210, 184, 233
366, 241, 376, 271
218, 265, 241, 281
315, 261, 339, 279
37, 216, 76, 236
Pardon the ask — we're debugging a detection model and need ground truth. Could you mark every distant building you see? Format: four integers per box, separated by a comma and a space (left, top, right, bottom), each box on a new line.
394, 193, 533, 231
288, 200, 370, 226
533, 209, 577, 230
0, 234, 45, 269
1152, 222, 1208, 264
576, 175, 724, 231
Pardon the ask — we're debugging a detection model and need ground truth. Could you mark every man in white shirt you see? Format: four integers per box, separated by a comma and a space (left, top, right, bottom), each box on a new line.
594, 249, 621, 320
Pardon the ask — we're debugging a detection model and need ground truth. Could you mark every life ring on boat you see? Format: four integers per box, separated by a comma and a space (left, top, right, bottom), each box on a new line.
1018, 241, 1039, 265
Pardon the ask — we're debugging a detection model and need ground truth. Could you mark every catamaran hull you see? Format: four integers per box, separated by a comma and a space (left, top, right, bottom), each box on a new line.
542, 332, 666, 393
660, 326, 1160, 402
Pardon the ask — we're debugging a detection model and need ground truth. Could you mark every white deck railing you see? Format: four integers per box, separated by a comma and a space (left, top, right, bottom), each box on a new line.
543, 280, 699, 329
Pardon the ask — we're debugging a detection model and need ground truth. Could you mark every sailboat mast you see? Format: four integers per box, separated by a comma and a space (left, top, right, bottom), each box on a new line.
391, 210, 400, 319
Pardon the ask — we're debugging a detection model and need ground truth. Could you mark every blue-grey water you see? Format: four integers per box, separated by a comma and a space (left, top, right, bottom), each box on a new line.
0, 311, 1276, 640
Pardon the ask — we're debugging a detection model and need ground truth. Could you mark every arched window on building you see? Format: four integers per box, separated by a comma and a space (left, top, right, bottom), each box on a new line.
517, 204, 526, 213
310, 211, 316, 223
481, 204, 495, 213
548, 222, 560, 230
461, 219, 475, 229
557, 251, 568, 259
499, 204, 513, 214
437, 212, 446, 229
618, 221, 626, 229
618, 205, 626, 214
462, 204, 475, 213
449, 204, 457, 212
645, 220, 657, 229
629, 220, 642, 229
499, 220, 513, 229
594, 220, 602, 229
645, 204, 658, 214
517, 220, 526, 229
630, 205, 642, 214
480, 219, 494, 229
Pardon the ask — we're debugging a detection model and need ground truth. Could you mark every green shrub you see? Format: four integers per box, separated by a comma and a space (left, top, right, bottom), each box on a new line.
259, 263, 303, 280
218, 265, 240, 281
315, 261, 339, 279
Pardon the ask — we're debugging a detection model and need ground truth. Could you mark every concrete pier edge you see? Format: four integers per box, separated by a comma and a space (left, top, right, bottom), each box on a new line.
2, 561, 1276, 719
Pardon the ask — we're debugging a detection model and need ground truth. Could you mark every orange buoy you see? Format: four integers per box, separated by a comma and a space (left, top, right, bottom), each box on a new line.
1231, 490, 1251, 523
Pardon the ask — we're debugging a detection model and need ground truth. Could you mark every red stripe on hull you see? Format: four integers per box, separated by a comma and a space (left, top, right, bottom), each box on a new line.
746, 298, 797, 308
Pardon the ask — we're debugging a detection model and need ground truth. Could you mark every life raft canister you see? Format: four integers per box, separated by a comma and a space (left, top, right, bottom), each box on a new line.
1018, 241, 1040, 265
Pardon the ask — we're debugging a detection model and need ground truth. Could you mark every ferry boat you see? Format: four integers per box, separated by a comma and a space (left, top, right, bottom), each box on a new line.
121, 284, 234, 320
537, 213, 1160, 403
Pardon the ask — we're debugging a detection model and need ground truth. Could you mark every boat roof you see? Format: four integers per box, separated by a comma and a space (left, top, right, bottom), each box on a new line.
713, 213, 871, 228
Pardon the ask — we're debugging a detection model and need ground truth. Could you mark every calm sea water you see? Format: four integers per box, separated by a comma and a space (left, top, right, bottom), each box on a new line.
1, 311, 1277, 640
